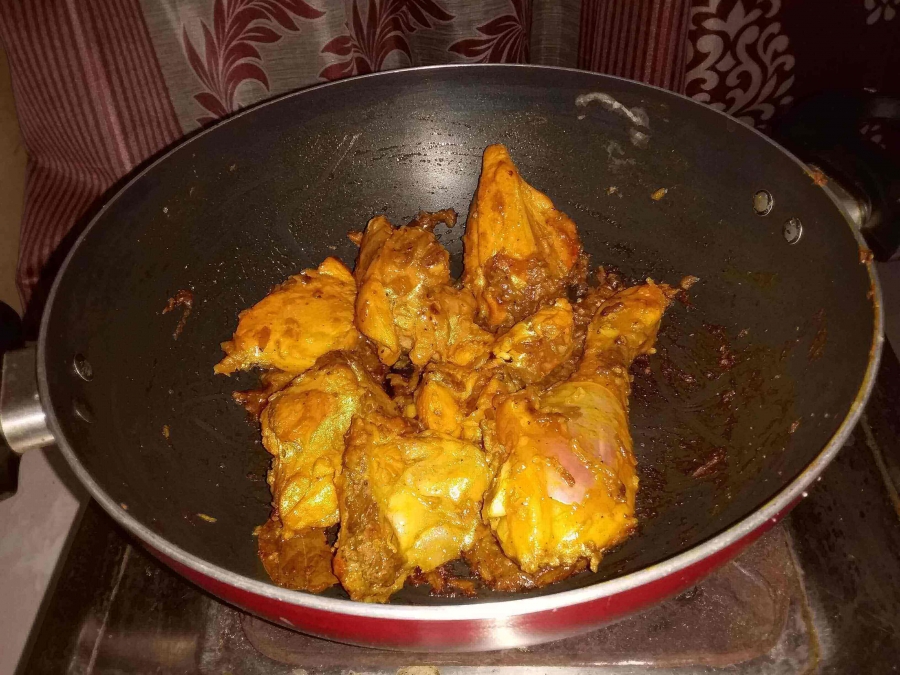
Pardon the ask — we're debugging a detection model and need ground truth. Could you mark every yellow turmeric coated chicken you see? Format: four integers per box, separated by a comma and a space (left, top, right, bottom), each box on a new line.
415, 298, 576, 443
334, 413, 491, 602
216, 143, 682, 602
491, 298, 576, 383
260, 352, 395, 534
355, 212, 492, 368
483, 283, 672, 574
415, 362, 520, 443
215, 257, 360, 375
463, 144, 584, 332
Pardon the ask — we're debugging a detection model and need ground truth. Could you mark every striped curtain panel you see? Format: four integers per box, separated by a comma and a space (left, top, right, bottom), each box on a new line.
0, 0, 181, 312
577, 0, 691, 92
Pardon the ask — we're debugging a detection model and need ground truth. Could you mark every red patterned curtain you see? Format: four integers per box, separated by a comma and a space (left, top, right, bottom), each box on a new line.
0, 0, 897, 308
578, 0, 691, 91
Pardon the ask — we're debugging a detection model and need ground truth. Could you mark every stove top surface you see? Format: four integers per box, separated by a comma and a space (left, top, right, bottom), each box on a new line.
20, 351, 900, 674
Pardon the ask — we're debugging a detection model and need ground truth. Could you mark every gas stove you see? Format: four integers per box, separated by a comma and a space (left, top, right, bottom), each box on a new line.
19, 348, 900, 674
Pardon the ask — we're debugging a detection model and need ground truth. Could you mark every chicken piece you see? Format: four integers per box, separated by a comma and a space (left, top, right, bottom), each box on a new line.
484, 282, 671, 574
462, 524, 587, 592
415, 299, 574, 442
355, 214, 492, 367
414, 365, 469, 437
334, 413, 491, 603
215, 257, 360, 375
415, 362, 521, 442
233, 338, 389, 420
462, 144, 583, 331
353, 215, 394, 283
261, 352, 395, 535
491, 299, 576, 384
257, 519, 337, 593
424, 285, 496, 367
534, 267, 628, 390
354, 211, 455, 283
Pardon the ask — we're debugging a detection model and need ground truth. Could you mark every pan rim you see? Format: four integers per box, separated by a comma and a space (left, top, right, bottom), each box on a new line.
38, 63, 884, 621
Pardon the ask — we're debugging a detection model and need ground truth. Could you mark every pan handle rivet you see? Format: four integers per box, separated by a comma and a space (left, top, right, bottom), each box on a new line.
753, 190, 774, 216
783, 217, 802, 244
72, 354, 93, 381
73, 399, 94, 424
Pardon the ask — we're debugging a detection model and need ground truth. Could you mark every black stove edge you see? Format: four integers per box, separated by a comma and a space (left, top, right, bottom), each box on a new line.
783, 340, 900, 673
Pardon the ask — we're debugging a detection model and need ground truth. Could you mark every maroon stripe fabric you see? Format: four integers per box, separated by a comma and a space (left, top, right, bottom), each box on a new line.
0, 0, 182, 308
577, 0, 691, 91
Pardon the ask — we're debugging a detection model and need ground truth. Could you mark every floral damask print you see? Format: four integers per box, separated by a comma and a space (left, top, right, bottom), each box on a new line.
448, 0, 531, 63
183, 0, 324, 125
685, 0, 795, 128
319, 0, 454, 80
864, 0, 899, 24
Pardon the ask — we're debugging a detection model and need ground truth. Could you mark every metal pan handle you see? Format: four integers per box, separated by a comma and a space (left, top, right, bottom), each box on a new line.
773, 91, 900, 260
0, 302, 54, 500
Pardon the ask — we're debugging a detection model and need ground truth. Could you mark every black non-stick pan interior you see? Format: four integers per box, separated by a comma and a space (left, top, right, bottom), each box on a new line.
41, 66, 875, 603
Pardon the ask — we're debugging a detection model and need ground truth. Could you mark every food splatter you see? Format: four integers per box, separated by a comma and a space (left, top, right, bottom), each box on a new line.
808, 168, 828, 186
679, 275, 700, 290
808, 309, 827, 361
163, 290, 194, 339
692, 448, 726, 478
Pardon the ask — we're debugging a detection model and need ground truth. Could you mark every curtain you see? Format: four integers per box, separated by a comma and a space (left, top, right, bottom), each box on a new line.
0, 0, 896, 308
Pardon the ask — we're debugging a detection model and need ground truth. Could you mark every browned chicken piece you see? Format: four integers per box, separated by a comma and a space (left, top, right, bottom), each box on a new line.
491, 298, 576, 383
355, 213, 492, 368
410, 208, 458, 231
334, 413, 491, 603
484, 282, 672, 574
256, 519, 338, 593
462, 524, 587, 592
462, 144, 583, 332
415, 362, 521, 443
233, 339, 387, 419
353, 215, 394, 283
420, 284, 496, 367
354, 210, 456, 282
408, 564, 477, 597
261, 352, 395, 535
415, 299, 575, 442
535, 267, 628, 389
215, 257, 360, 376
578, 283, 673, 373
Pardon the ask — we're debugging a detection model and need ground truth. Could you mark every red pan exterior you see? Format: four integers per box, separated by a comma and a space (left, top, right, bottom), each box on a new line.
156, 506, 788, 651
